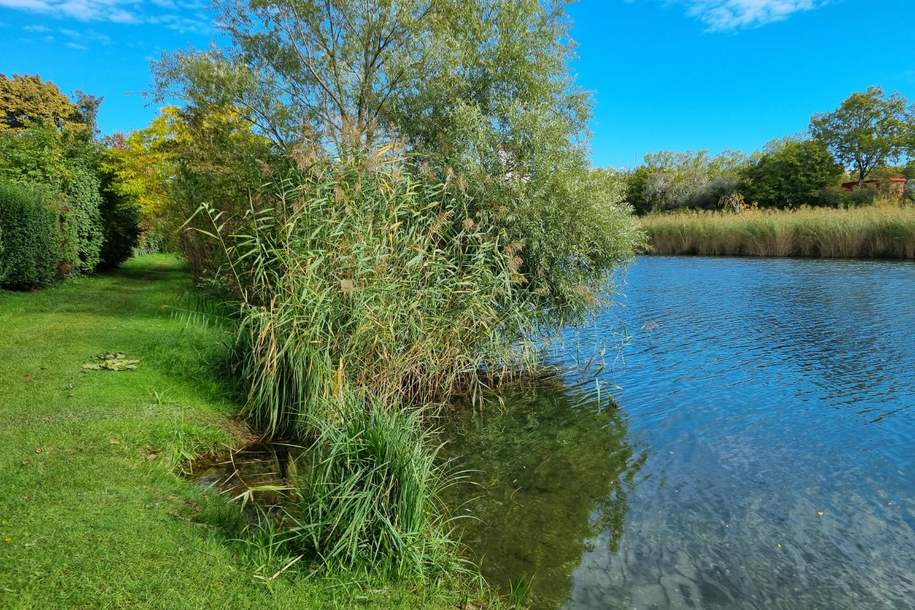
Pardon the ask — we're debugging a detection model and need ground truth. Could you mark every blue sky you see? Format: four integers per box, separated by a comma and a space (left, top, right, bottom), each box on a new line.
1, 0, 913, 167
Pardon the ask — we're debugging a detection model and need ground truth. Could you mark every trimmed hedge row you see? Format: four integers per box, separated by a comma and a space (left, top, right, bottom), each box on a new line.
61, 165, 105, 275
0, 182, 58, 288
0, 174, 140, 289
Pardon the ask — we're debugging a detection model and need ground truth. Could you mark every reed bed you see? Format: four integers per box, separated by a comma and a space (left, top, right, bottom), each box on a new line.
641, 204, 915, 259
190, 156, 536, 577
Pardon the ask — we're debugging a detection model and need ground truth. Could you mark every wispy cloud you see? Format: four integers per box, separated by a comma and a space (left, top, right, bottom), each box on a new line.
0, 0, 141, 23
681, 0, 827, 31
148, 11, 210, 34
60, 26, 112, 44
1, 0, 212, 31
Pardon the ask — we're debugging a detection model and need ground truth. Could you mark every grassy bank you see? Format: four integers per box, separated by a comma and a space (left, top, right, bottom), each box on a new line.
640, 205, 915, 259
0, 255, 488, 609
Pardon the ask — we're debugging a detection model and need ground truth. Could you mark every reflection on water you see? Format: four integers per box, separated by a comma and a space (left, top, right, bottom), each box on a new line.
442, 384, 646, 608
445, 256, 915, 609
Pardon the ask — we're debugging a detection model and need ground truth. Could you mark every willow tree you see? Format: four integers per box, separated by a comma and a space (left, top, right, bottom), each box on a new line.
157, 0, 640, 325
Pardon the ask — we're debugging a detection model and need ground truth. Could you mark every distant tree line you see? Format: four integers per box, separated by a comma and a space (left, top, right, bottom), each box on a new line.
0, 74, 141, 289
625, 87, 915, 215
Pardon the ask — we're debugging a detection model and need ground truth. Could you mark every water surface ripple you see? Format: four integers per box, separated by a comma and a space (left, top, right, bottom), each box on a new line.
444, 256, 915, 609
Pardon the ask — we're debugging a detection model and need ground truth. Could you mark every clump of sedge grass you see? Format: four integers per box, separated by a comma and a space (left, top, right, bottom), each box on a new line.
641, 201, 915, 259
282, 392, 460, 579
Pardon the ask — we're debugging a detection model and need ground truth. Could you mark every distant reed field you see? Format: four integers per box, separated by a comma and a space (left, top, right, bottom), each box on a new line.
641, 204, 915, 259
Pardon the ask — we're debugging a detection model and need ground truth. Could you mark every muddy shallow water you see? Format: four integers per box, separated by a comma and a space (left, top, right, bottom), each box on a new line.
442, 256, 915, 609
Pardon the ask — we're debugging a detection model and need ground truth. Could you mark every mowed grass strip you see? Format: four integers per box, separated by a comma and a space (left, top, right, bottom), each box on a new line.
0, 255, 481, 609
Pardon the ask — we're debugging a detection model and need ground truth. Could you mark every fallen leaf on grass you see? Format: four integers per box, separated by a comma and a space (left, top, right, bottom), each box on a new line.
108, 438, 121, 445
147, 453, 158, 461
82, 353, 140, 372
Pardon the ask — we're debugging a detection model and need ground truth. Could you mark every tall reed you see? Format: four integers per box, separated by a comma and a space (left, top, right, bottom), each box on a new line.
641, 204, 915, 259
194, 156, 536, 439
190, 154, 635, 580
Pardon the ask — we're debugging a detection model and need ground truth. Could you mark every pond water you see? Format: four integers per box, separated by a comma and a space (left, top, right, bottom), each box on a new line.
442, 256, 915, 609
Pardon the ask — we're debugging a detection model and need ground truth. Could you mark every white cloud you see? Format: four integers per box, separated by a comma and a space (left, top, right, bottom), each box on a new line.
147, 11, 209, 34
0, 0, 140, 23
60, 26, 112, 43
682, 0, 826, 31
0, 0, 211, 29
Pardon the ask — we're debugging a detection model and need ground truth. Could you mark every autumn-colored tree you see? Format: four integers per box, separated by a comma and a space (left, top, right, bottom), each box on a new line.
105, 104, 275, 255
0, 74, 98, 134
103, 107, 182, 227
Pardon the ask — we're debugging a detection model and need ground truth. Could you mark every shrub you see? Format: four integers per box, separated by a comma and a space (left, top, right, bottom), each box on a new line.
0, 181, 57, 288
740, 139, 843, 208
684, 176, 741, 210
818, 186, 877, 208
59, 165, 104, 275
625, 150, 748, 214
285, 393, 456, 577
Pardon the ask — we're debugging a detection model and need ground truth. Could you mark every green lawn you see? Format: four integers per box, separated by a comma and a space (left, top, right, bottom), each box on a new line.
0, 255, 481, 609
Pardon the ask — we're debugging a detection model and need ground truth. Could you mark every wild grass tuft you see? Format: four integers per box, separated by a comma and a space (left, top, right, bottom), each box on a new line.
283, 392, 461, 579
641, 202, 915, 259
187, 153, 634, 586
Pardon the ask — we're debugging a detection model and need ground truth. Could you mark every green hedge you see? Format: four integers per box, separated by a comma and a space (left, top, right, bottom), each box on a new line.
60, 165, 104, 275
0, 182, 58, 289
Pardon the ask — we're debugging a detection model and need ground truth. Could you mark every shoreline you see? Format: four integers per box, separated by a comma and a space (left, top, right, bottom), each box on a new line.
0, 254, 499, 609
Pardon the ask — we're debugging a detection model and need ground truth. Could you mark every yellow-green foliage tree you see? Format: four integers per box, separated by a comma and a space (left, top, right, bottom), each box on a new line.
0, 74, 113, 278
106, 104, 275, 261
0, 73, 99, 135
104, 107, 182, 232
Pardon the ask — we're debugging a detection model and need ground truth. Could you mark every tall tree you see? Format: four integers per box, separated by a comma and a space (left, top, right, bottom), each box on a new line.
157, 0, 640, 321
810, 87, 912, 184
0, 74, 96, 134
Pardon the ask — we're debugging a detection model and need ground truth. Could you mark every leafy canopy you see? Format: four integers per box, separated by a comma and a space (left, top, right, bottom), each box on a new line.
810, 87, 913, 183
740, 139, 843, 208
625, 150, 748, 214
157, 0, 640, 323
0, 73, 99, 134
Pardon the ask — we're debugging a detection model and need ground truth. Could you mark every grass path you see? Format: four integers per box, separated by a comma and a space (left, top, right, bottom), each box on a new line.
0, 255, 473, 609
